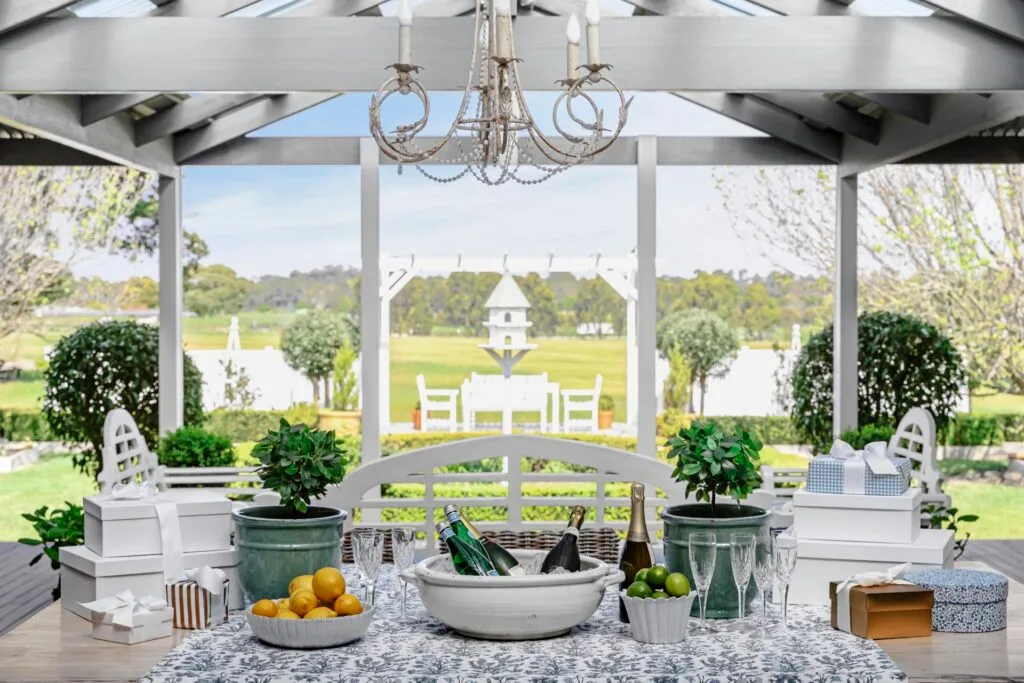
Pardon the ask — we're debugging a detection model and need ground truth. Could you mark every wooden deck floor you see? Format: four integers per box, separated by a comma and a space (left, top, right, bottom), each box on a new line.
961, 539, 1024, 584
0, 542, 58, 637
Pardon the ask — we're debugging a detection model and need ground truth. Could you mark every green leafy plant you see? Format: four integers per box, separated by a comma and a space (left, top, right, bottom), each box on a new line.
331, 344, 359, 411
663, 350, 692, 412
791, 311, 966, 451
253, 419, 352, 515
839, 423, 896, 451
18, 503, 85, 600
598, 394, 615, 411
158, 426, 235, 469
665, 421, 764, 516
923, 503, 978, 560
221, 357, 257, 410
656, 309, 738, 416
281, 310, 352, 407
43, 320, 205, 477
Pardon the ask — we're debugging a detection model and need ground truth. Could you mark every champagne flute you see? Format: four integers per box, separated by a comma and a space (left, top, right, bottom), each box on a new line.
688, 531, 717, 633
751, 535, 774, 637
773, 532, 799, 629
729, 533, 755, 622
352, 528, 384, 606
391, 527, 416, 623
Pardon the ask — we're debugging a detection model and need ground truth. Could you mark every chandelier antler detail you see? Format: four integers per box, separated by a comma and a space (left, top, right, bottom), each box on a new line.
369, 0, 632, 185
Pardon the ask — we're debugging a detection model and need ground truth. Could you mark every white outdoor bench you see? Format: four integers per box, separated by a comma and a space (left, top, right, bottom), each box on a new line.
461, 373, 560, 433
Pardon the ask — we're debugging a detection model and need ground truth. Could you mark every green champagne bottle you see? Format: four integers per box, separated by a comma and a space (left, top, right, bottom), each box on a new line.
436, 521, 499, 576
618, 482, 654, 623
443, 505, 491, 560
462, 516, 526, 577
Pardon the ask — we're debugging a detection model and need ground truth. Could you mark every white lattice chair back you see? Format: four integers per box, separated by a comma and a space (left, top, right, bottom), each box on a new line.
887, 406, 942, 493
97, 409, 164, 494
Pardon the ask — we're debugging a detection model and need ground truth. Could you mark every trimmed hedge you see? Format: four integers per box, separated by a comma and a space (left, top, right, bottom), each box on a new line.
0, 410, 56, 441
656, 410, 801, 445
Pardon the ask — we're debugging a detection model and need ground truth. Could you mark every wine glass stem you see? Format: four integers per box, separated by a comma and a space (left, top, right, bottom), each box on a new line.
699, 590, 707, 628
737, 585, 746, 620
782, 584, 790, 628
401, 582, 407, 622
761, 589, 767, 633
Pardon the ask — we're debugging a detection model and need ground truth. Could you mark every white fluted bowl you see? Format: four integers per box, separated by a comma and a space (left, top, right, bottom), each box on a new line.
621, 591, 696, 644
401, 550, 624, 640
246, 607, 374, 648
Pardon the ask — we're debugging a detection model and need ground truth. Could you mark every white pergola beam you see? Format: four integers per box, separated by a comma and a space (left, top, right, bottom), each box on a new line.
0, 94, 175, 175
152, 0, 265, 16
856, 93, 932, 123
841, 92, 1024, 176
753, 93, 880, 143
360, 138, 383, 468
743, 0, 850, 14
622, 0, 738, 15
173, 94, 339, 162
0, 0, 76, 35
916, 1, 1024, 45
135, 93, 262, 146
3, 17, 1024, 92
184, 135, 827, 166
636, 136, 657, 457
0, 138, 114, 165
383, 255, 637, 274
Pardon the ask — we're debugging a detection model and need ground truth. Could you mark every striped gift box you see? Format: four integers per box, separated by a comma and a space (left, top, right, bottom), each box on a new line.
166, 578, 229, 629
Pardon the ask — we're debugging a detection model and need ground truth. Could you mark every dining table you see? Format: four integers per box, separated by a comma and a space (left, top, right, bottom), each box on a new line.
0, 561, 1020, 682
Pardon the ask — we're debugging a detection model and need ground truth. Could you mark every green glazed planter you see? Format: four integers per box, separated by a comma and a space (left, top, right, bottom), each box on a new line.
232, 505, 346, 604
662, 503, 771, 619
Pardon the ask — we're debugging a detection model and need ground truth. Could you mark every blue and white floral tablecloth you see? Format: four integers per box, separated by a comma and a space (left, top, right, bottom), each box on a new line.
142, 565, 906, 683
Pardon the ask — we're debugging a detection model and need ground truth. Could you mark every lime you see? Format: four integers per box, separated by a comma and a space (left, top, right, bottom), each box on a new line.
626, 581, 653, 598
664, 572, 691, 597
651, 591, 670, 599
646, 565, 669, 590
634, 568, 649, 584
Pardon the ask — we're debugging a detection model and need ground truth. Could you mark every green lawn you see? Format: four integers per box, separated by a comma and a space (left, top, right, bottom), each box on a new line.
969, 392, 1024, 415
0, 453, 97, 542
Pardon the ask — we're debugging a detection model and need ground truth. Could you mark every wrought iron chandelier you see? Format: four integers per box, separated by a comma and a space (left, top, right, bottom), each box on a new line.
369, 0, 632, 185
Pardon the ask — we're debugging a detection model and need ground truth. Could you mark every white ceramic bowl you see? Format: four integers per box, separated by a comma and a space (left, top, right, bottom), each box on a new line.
401, 550, 624, 640
246, 607, 375, 648
620, 591, 696, 644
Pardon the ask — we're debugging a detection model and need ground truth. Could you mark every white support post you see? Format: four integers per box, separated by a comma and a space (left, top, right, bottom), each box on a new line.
637, 137, 658, 457
380, 254, 391, 430
158, 173, 184, 435
626, 277, 638, 429
834, 172, 858, 437
361, 138, 382, 470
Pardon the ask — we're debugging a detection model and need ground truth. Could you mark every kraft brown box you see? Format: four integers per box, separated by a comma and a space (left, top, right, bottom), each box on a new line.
829, 581, 934, 640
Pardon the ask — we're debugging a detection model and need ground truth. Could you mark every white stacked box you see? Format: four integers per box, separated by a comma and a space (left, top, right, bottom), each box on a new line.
793, 488, 922, 545
60, 545, 242, 619
90, 605, 174, 645
83, 491, 232, 558
784, 528, 954, 605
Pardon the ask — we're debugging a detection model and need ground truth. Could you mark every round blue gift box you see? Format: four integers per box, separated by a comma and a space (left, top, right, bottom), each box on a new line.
904, 568, 1008, 633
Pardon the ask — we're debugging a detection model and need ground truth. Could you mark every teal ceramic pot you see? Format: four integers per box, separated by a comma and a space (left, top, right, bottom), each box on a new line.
662, 503, 771, 619
232, 505, 346, 604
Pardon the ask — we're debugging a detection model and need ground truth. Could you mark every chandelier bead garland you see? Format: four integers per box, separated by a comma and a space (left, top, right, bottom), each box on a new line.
369, 0, 632, 185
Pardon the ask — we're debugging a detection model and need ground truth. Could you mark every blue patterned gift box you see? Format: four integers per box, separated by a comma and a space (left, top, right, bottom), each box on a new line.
806, 441, 912, 496
905, 568, 1008, 633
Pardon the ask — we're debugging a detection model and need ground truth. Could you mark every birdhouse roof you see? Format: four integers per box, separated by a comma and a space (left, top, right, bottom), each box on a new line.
485, 274, 531, 309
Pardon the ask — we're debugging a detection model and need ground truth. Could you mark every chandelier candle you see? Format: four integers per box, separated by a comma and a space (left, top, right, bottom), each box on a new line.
493, 0, 512, 61
397, 0, 412, 65
566, 15, 581, 80
585, 0, 601, 66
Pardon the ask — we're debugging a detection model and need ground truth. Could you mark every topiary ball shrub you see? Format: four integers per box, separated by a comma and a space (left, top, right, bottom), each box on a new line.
791, 311, 966, 451
43, 320, 205, 477
158, 426, 234, 469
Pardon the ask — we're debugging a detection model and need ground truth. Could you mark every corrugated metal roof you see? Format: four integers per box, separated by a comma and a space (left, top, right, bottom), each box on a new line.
70, 0, 157, 17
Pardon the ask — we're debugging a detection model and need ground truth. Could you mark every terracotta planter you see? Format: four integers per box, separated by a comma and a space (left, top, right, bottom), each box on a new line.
598, 410, 614, 430
317, 409, 361, 434
412, 409, 422, 431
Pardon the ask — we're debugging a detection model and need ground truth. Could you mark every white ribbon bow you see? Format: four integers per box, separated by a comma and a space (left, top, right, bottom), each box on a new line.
110, 480, 157, 500
835, 562, 913, 634
824, 440, 898, 494
81, 590, 168, 629
181, 565, 227, 594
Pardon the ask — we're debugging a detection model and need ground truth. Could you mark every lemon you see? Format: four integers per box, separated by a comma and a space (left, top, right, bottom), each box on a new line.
312, 567, 346, 604
304, 606, 337, 619
288, 575, 314, 596
251, 599, 278, 618
289, 589, 318, 617
333, 593, 363, 616
275, 609, 300, 620
276, 597, 291, 611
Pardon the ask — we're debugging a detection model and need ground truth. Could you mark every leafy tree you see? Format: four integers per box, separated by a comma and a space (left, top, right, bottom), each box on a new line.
43, 320, 204, 477
517, 273, 559, 336
121, 276, 160, 309
281, 310, 350, 406
656, 309, 739, 416
741, 282, 781, 339
663, 350, 692, 412
790, 310, 967, 450
185, 264, 253, 317
574, 277, 619, 337
117, 188, 209, 278
221, 357, 258, 410
331, 344, 359, 411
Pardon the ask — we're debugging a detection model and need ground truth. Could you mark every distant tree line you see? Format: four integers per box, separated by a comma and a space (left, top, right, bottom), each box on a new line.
66, 266, 831, 343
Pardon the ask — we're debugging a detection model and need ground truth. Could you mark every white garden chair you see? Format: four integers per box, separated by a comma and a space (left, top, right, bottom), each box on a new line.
416, 374, 459, 433
562, 374, 603, 433
887, 406, 944, 495
97, 408, 164, 494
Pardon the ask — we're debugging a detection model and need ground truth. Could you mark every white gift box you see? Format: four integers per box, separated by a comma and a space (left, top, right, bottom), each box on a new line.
783, 528, 953, 605
60, 545, 241, 619
90, 602, 174, 645
84, 490, 231, 558
793, 488, 922, 545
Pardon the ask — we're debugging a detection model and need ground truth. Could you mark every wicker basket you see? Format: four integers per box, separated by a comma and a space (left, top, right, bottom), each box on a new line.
342, 527, 621, 565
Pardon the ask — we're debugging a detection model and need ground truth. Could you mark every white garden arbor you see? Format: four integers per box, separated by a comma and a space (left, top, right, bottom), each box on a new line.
380, 253, 640, 429
0, 0, 1022, 467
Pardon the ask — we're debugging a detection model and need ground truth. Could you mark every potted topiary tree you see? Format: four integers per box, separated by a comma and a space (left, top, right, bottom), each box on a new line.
411, 401, 422, 431
597, 394, 615, 430
661, 421, 769, 619
317, 343, 362, 435
232, 419, 353, 603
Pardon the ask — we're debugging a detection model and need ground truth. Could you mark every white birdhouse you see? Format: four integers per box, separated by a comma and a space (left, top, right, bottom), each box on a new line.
483, 274, 533, 349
